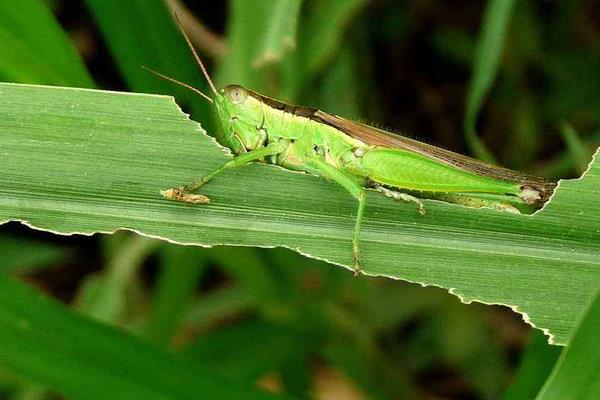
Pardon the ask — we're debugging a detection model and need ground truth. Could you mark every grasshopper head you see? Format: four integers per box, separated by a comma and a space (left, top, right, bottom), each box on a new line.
213, 84, 264, 154
146, 17, 266, 155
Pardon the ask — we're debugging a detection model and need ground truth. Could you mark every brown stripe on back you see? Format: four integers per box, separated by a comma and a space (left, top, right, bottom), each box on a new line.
248, 89, 317, 118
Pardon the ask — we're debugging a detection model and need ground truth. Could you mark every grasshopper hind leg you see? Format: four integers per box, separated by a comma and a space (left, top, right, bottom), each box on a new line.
352, 192, 367, 276
373, 184, 426, 215
304, 158, 367, 276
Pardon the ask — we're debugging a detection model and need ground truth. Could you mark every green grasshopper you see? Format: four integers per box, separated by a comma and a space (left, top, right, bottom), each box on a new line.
147, 19, 556, 275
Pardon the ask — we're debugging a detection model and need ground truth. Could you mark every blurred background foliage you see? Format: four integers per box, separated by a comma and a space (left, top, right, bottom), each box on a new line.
1, 0, 599, 399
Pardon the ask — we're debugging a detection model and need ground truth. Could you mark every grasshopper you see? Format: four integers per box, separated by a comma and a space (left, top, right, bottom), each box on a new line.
147, 17, 556, 276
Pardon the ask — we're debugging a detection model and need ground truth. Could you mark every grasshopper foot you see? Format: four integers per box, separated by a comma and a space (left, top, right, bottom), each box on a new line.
374, 185, 426, 215
352, 249, 362, 277
161, 187, 210, 204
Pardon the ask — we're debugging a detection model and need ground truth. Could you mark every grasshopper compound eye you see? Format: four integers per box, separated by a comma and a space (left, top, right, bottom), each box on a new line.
224, 85, 248, 104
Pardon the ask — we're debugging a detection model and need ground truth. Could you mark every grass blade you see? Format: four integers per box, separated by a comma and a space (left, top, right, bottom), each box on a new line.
0, 0, 94, 87
84, 0, 211, 120
218, 0, 301, 90
143, 245, 208, 345
561, 122, 592, 175
535, 286, 600, 399
251, 0, 303, 68
464, 0, 516, 162
0, 236, 71, 273
0, 274, 285, 400
300, 0, 367, 75
0, 82, 599, 345
502, 331, 561, 400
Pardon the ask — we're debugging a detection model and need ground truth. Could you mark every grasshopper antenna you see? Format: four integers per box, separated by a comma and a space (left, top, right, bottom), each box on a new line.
173, 12, 218, 96
142, 66, 213, 103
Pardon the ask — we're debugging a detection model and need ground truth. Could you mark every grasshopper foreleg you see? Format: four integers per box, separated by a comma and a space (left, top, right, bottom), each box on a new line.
162, 141, 288, 204
373, 184, 426, 215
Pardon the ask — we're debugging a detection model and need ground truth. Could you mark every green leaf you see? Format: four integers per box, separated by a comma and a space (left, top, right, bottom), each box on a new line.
464, 0, 516, 162
218, 0, 301, 91
208, 247, 281, 308
0, 274, 285, 400
536, 286, 600, 400
185, 320, 301, 382
315, 44, 361, 119
299, 0, 368, 75
280, 0, 367, 99
251, 0, 303, 68
0, 0, 94, 87
143, 245, 208, 345
561, 122, 592, 175
84, 0, 211, 120
74, 235, 159, 323
430, 27, 475, 66
0, 236, 71, 273
1, 82, 599, 345
185, 284, 256, 330
502, 331, 561, 400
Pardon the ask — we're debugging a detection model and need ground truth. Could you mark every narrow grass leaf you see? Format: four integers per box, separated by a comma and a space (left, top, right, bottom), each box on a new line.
502, 330, 561, 400
536, 286, 600, 400
300, 0, 368, 75
316, 44, 361, 119
561, 122, 591, 175
251, 0, 303, 68
84, 0, 212, 120
208, 247, 281, 308
0, 83, 599, 345
0, 274, 286, 400
185, 321, 300, 383
143, 245, 208, 345
185, 284, 256, 330
464, 0, 516, 162
0, 0, 94, 87
74, 235, 159, 323
280, 0, 367, 99
0, 236, 71, 273
218, 0, 298, 91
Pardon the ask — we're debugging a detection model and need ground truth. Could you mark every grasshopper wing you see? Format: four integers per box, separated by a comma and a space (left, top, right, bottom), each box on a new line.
313, 111, 556, 202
